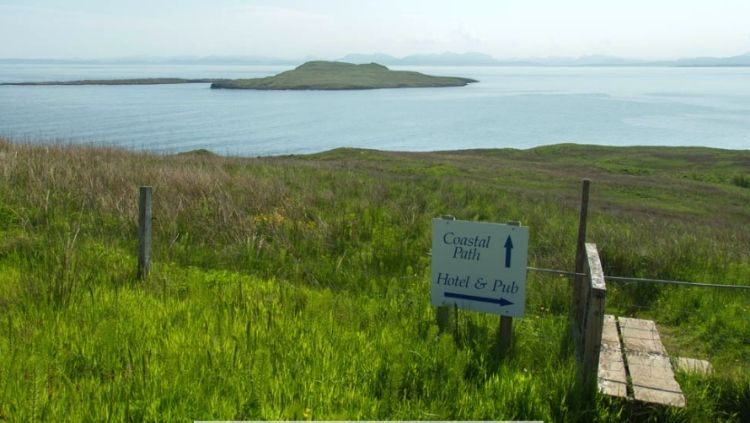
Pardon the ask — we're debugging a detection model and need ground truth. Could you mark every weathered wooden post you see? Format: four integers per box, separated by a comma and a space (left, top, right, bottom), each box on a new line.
436, 305, 451, 333
572, 179, 591, 342
497, 314, 513, 353
497, 220, 521, 353
580, 242, 606, 395
137, 186, 153, 280
436, 215, 456, 333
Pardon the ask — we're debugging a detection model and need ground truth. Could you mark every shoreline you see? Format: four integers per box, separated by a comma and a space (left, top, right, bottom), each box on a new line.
0, 77, 221, 86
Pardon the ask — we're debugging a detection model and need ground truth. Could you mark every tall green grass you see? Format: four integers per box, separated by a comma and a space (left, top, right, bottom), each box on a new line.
0, 139, 748, 420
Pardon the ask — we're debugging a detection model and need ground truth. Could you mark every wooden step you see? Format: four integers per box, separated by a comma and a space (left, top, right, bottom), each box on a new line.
598, 316, 686, 407
673, 357, 712, 375
598, 315, 627, 398
619, 317, 685, 407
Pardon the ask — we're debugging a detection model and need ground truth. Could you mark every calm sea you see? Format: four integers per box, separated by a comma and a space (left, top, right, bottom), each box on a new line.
0, 64, 749, 156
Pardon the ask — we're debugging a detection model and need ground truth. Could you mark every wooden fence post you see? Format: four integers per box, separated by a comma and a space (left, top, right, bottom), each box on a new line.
580, 242, 606, 395
436, 306, 451, 333
138, 186, 153, 280
572, 179, 591, 345
497, 220, 521, 353
497, 315, 513, 353
436, 215, 456, 333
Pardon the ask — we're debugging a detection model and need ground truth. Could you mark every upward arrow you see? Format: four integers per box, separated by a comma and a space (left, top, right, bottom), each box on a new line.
504, 235, 513, 268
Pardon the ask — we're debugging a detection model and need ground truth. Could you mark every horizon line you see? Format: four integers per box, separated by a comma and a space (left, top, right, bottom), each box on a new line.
2, 50, 750, 64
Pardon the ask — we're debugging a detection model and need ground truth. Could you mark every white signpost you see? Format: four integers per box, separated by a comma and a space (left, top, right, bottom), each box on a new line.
431, 218, 529, 317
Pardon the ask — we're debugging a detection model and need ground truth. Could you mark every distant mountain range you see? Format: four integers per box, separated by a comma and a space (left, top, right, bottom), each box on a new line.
340, 52, 750, 67
2, 52, 750, 67
340, 52, 515, 66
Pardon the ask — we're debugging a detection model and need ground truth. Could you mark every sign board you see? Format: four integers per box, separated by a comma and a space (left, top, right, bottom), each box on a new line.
431, 218, 529, 317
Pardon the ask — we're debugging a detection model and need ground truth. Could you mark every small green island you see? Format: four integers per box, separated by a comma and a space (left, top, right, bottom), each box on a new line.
210, 61, 477, 90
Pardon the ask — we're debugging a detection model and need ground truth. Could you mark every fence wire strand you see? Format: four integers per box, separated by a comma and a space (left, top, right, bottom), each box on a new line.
527, 266, 750, 291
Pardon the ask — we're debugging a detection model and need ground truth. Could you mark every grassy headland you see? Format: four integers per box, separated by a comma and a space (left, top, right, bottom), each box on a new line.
0, 139, 748, 420
210, 61, 477, 90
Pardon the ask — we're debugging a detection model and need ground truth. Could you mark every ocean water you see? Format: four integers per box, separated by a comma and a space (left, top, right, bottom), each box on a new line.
0, 64, 748, 156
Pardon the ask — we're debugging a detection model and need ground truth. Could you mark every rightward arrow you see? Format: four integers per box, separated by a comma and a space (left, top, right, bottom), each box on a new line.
504, 235, 513, 268
445, 292, 513, 307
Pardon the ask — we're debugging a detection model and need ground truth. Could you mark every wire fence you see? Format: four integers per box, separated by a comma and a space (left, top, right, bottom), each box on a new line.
527, 266, 750, 291
527, 266, 750, 376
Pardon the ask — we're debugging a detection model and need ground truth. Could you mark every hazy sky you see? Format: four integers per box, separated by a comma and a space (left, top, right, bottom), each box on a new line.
1, 0, 749, 60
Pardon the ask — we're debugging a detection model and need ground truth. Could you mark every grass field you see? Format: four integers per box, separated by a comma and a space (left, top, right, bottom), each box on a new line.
0, 139, 748, 421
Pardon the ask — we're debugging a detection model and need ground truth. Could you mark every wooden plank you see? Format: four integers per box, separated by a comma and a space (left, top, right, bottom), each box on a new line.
598, 315, 627, 398
581, 243, 606, 394
618, 317, 666, 355
620, 317, 685, 407
601, 315, 621, 347
599, 350, 628, 397
619, 317, 657, 331
585, 243, 606, 291
674, 357, 712, 375
627, 354, 685, 407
